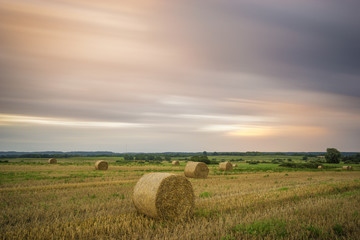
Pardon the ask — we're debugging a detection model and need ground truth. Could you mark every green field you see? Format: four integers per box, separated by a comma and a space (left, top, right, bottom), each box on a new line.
0, 157, 359, 239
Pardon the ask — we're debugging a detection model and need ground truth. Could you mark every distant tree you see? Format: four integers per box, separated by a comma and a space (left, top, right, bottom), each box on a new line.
165, 156, 171, 161
123, 154, 134, 160
203, 151, 207, 156
325, 148, 341, 163
302, 156, 308, 161
135, 154, 146, 160
343, 153, 360, 164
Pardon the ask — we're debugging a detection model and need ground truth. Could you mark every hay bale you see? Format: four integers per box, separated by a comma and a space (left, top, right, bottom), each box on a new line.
219, 161, 233, 171
232, 164, 238, 167
342, 166, 352, 170
95, 160, 108, 170
184, 161, 209, 178
48, 158, 57, 164
133, 172, 194, 219
172, 161, 180, 166
318, 166, 323, 169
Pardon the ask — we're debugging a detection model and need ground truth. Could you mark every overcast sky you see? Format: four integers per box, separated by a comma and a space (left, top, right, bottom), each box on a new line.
0, 0, 359, 152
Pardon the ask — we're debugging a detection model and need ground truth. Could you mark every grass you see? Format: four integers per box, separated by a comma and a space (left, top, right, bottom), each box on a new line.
0, 157, 359, 239
199, 191, 212, 198
230, 218, 288, 238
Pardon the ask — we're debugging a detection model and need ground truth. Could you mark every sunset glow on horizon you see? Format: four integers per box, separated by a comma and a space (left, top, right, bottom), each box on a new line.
1, 0, 359, 152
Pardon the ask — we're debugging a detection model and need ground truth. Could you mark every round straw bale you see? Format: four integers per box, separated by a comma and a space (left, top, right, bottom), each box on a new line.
172, 160, 180, 166
48, 158, 57, 164
232, 164, 238, 167
133, 173, 194, 219
317, 165, 323, 169
219, 161, 233, 171
342, 166, 352, 170
184, 161, 209, 178
95, 160, 108, 170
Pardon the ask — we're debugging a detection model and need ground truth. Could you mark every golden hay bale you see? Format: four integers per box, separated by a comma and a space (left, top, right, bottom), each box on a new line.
219, 161, 233, 171
133, 173, 194, 219
172, 161, 180, 166
318, 166, 323, 169
48, 158, 57, 164
184, 161, 209, 178
95, 160, 108, 170
232, 164, 238, 167
342, 166, 352, 170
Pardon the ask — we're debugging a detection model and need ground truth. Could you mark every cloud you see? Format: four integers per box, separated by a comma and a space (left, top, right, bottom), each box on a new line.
157, 0, 360, 97
0, 114, 147, 128
0, 0, 359, 151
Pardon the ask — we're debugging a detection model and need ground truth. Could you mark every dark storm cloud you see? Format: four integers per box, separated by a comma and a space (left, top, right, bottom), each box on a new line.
161, 0, 360, 97
243, 1, 360, 73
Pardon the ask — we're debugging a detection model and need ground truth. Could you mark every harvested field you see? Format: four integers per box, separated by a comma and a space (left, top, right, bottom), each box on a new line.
0, 158, 359, 239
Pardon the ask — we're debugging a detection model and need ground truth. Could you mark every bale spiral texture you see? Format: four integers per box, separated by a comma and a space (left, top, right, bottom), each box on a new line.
184, 161, 209, 178
172, 161, 180, 166
219, 162, 233, 171
133, 173, 194, 219
95, 160, 108, 170
48, 158, 57, 164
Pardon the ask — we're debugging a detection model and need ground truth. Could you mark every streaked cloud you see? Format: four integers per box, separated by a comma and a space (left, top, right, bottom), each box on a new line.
0, 114, 147, 128
177, 114, 275, 123
228, 126, 276, 137
0, 0, 359, 151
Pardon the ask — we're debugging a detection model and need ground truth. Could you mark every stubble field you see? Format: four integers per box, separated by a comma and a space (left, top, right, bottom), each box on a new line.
0, 158, 359, 239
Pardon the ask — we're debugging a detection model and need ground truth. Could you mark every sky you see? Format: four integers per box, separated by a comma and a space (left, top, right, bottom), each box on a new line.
0, 0, 359, 152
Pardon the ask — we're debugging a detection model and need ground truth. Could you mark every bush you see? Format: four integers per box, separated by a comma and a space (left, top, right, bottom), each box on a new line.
246, 160, 260, 165
272, 159, 284, 164
279, 162, 319, 169
343, 153, 360, 164
190, 155, 210, 164
210, 160, 219, 165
